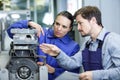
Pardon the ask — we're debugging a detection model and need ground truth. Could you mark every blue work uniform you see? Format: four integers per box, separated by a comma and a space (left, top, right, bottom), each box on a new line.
7, 20, 80, 80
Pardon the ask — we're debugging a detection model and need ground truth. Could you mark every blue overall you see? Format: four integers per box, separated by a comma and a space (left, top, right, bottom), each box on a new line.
82, 32, 110, 71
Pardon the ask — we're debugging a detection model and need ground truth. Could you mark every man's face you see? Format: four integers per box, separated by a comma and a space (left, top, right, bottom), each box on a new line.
53, 15, 71, 38
75, 14, 92, 37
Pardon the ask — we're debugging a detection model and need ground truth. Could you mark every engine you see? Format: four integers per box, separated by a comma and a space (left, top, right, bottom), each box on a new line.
6, 28, 48, 80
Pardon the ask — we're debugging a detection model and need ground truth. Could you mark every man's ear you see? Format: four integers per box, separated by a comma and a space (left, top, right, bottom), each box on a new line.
90, 17, 97, 24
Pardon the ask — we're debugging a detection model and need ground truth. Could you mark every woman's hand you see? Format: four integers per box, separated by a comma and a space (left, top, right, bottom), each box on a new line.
28, 21, 44, 37
37, 62, 55, 74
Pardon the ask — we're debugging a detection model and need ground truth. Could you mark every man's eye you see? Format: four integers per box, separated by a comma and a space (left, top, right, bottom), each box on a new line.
78, 22, 83, 25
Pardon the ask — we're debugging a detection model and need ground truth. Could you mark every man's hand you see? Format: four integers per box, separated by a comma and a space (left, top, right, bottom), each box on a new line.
79, 71, 92, 80
28, 21, 44, 37
40, 43, 61, 57
37, 62, 55, 74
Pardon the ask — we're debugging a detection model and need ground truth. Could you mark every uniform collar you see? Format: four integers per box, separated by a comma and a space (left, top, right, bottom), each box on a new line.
89, 28, 108, 43
97, 28, 108, 41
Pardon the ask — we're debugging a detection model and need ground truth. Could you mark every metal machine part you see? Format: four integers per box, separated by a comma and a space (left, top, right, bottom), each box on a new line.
8, 58, 39, 80
6, 29, 48, 80
0, 68, 9, 80
39, 65, 48, 80
0, 10, 31, 51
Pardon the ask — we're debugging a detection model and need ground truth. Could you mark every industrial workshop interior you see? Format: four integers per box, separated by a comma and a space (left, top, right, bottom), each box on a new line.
0, 0, 120, 80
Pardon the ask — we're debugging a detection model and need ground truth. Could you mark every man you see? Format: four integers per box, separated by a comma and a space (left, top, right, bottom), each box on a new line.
40, 6, 120, 80
7, 11, 80, 80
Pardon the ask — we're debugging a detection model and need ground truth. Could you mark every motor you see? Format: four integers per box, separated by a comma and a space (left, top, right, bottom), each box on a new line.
6, 28, 48, 80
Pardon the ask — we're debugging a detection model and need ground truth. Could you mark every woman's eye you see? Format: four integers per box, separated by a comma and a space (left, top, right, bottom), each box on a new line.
55, 22, 60, 26
63, 26, 67, 28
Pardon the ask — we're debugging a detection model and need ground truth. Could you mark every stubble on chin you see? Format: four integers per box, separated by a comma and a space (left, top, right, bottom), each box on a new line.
81, 34, 89, 37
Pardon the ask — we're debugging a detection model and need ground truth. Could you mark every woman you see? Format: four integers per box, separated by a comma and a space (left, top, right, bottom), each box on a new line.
7, 11, 80, 80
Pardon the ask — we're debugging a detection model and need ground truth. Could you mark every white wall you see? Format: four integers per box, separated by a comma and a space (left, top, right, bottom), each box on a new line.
101, 0, 120, 34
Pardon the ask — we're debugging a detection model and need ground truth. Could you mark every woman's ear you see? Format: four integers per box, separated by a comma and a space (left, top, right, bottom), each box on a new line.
69, 26, 72, 32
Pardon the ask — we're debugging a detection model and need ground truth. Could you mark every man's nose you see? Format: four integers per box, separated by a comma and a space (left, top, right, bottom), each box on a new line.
77, 25, 81, 30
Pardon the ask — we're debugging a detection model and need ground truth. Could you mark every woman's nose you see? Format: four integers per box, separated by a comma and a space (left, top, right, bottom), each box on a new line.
58, 26, 62, 30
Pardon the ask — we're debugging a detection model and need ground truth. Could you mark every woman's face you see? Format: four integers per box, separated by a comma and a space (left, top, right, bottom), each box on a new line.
53, 15, 72, 38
